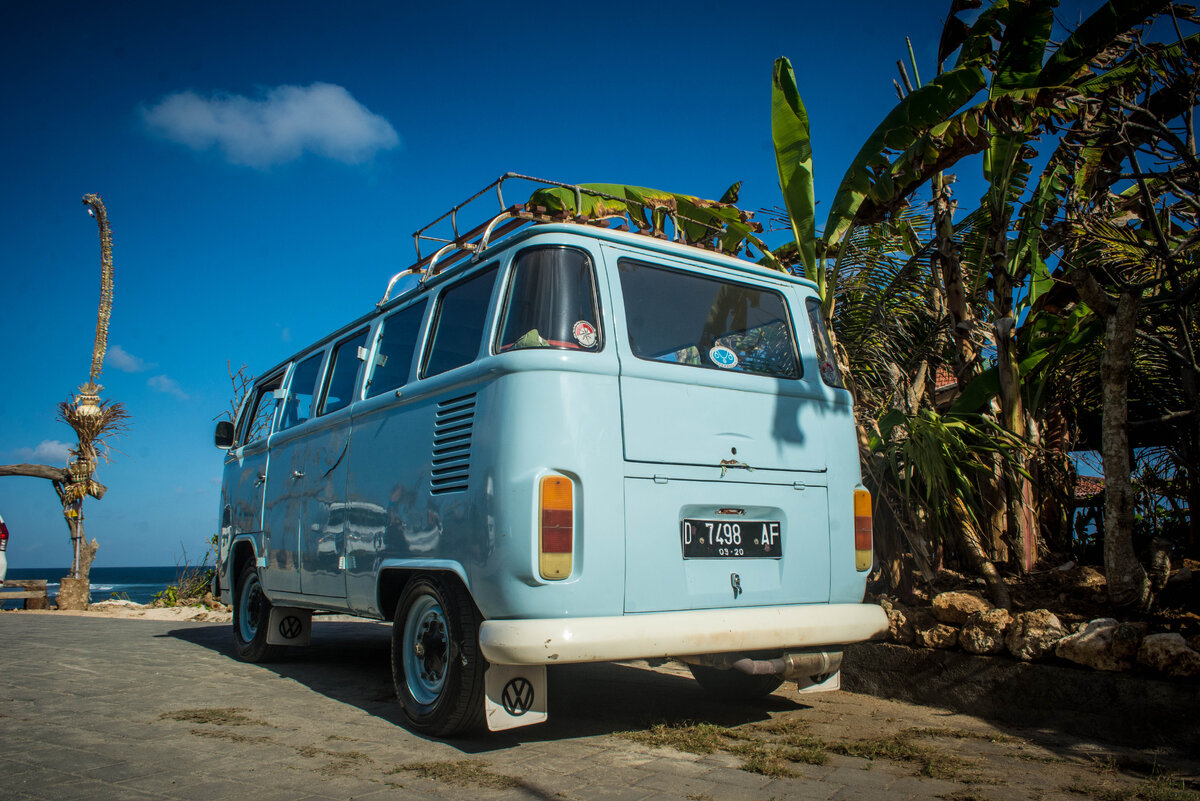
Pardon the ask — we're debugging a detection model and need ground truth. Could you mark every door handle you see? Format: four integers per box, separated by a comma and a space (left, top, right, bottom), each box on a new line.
292, 470, 305, 480
254, 472, 266, 487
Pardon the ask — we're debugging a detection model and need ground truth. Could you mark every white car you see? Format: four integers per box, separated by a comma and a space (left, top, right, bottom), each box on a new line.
0, 513, 8, 586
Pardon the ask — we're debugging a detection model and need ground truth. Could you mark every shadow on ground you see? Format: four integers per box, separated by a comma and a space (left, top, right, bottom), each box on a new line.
164, 620, 806, 751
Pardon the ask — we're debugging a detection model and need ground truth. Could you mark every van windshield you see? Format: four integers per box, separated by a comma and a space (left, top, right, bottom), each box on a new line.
618, 260, 800, 379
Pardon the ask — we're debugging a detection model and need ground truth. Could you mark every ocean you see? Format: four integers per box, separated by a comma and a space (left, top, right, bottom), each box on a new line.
2, 566, 186, 608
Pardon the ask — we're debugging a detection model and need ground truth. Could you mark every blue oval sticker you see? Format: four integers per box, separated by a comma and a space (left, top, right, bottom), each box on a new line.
709, 345, 739, 369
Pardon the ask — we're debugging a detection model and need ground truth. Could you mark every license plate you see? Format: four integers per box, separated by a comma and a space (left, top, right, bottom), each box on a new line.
681, 519, 782, 558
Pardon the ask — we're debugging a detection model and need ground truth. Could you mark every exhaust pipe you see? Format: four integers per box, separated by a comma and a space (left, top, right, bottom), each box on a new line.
683, 650, 843, 685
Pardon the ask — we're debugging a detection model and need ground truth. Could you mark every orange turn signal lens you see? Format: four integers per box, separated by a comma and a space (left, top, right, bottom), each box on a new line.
853, 487, 872, 572
540, 476, 573, 579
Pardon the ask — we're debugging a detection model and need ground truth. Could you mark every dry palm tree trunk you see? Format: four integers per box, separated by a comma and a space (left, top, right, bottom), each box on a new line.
1070, 270, 1151, 611
63, 194, 116, 584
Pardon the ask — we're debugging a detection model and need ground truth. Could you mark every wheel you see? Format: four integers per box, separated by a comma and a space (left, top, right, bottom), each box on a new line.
391, 574, 486, 737
688, 663, 784, 701
233, 561, 280, 662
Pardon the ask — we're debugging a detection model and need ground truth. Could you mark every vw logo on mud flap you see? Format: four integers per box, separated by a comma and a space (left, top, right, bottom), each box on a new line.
278, 615, 304, 640
501, 677, 535, 716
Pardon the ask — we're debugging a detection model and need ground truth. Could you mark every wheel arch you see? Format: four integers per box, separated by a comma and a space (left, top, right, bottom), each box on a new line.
377, 559, 476, 620
230, 537, 259, 599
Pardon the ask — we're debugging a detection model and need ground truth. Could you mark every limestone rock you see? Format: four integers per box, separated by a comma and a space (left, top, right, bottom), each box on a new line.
959, 608, 1012, 655
879, 597, 914, 644
1006, 609, 1066, 661
932, 592, 992, 625
1111, 622, 1149, 662
1055, 618, 1132, 671
1137, 633, 1200, 678
913, 609, 959, 649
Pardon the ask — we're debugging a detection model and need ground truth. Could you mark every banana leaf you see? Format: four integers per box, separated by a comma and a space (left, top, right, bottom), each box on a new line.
823, 64, 987, 248
1038, 0, 1172, 87
772, 57, 817, 280
528, 183, 780, 269
991, 0, 1057, 93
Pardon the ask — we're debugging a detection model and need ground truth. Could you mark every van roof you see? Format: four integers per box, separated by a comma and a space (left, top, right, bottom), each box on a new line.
258, 181, 816, 379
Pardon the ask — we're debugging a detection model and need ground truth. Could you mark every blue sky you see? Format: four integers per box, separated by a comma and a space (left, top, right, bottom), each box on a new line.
1, 1, 1104, 569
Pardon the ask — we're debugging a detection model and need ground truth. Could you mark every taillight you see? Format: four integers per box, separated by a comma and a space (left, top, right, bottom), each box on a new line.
853, 488, 872, 571
539, 476, 573, 579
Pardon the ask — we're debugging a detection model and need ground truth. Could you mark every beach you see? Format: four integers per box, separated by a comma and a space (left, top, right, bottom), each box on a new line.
3, 599, 232, 622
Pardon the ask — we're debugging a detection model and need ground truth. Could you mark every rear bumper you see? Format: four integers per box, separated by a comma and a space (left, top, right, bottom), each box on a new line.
478, 602, 887, 666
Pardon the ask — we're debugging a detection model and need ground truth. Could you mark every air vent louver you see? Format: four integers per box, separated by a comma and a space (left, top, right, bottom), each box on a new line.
430, 393, 476, 495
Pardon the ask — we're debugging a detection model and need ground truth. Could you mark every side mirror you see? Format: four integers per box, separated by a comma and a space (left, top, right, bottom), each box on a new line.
214, 420, 235, 449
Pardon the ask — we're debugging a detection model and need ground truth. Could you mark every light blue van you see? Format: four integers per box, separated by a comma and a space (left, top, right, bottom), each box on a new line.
213, 175, 886, 737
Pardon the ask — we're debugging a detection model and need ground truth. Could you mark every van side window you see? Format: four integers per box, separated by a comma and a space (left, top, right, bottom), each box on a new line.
806, 298, 843, 388
497, 247, 601, 352
366, 301, 426, 398
278, 352, 325, 430
321, 329, 368, 415
618, 260, 800, 379
241, 373, 284, 444
422, 266, 499, 378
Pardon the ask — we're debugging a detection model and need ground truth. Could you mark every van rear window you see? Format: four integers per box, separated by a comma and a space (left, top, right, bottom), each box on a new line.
617, 260, 800, 379
497, 247, 600, 352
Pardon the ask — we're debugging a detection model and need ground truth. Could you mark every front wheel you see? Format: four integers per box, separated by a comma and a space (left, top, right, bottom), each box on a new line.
233, 562, 280, 663
391, 574, 486, 737
688, 663, 784, 701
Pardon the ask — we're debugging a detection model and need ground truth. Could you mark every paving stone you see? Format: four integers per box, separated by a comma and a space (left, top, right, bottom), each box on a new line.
3, 614, 1196, 801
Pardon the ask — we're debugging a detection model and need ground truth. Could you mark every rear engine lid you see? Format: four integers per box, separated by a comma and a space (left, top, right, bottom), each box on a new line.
623, 477, 830, 613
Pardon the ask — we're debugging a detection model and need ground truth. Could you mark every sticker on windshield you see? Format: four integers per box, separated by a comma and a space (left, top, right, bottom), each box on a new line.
572, 321, 597, 348
709, 345, 739, 369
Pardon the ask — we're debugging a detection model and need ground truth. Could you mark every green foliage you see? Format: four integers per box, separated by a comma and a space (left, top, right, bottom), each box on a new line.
154, 535, 218, 607
771, 57, 816, 280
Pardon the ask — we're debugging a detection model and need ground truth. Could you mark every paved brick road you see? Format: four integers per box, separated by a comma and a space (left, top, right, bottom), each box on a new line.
1, 614, 1193, 801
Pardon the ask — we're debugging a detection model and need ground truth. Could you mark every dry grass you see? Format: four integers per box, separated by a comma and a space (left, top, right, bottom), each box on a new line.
393, 760, 521, 789
159, 707, 266, 726
1064, 775, 1200, 801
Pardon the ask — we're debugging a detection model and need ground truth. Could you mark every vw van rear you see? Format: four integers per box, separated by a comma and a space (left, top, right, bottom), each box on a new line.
214, 174, 886, 736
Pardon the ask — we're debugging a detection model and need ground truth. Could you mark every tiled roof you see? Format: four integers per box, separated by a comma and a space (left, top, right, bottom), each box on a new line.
1075, 474, 1105, 499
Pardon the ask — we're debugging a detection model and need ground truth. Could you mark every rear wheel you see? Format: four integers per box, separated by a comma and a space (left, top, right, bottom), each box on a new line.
233, 562, 280, 663
391, 574, 486, 737
688, 663, 784, 700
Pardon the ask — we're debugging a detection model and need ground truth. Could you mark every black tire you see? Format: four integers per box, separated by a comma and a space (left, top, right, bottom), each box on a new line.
233, 562, 280, 663
391, 574, 486, 737
688, 663, 784, 701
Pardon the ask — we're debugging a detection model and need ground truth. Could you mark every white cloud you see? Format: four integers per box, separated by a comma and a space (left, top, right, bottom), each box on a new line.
12, 440, 73, 464
141, 82, 400, 167
148, 374, 189, 400
108, 344, 155, 373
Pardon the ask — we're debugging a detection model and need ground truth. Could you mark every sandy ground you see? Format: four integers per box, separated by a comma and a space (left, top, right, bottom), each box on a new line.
3, 600, 234, 622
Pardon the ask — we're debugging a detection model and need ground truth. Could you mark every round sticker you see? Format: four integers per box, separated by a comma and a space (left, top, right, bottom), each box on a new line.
572, 321, 598, 348
709, 345, 739, 369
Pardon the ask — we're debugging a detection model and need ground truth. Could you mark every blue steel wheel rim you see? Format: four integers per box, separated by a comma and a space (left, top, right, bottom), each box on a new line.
238, 573, 263, 643
403, 594, 448, 706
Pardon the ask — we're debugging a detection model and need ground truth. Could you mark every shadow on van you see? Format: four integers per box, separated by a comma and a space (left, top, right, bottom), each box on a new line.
162, 620, 808, 748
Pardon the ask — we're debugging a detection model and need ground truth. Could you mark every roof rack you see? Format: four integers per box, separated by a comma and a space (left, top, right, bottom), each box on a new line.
377, 173, 754, 308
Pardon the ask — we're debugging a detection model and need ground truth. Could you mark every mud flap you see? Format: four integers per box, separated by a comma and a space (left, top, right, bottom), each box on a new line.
484, 664, 547, 731
266, 607, 312, 646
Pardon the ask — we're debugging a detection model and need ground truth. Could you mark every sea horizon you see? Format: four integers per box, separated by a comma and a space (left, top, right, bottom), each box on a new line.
3, 565, 198, 607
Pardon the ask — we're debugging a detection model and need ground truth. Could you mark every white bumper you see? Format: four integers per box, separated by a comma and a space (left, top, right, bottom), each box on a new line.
479, 602, 887, 666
